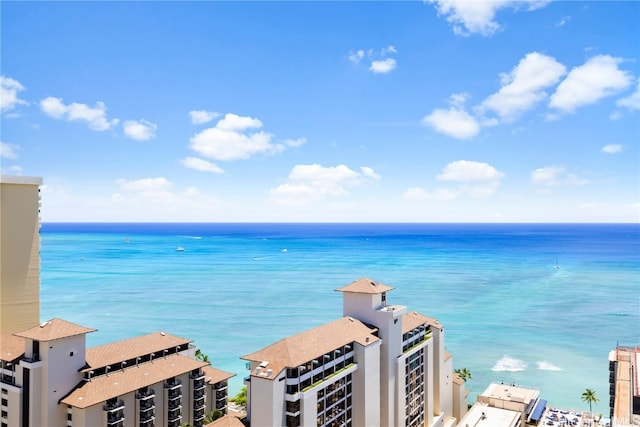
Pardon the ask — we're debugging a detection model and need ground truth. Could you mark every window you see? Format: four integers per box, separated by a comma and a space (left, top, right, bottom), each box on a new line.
1, 399, 6, 406
69, 351, 74, 357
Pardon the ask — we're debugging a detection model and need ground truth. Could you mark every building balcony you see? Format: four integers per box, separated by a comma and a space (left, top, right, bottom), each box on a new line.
214, 382, 227, 391
165, 379, 182, 390
190, 372, 205, 381
104, 400, 125, 412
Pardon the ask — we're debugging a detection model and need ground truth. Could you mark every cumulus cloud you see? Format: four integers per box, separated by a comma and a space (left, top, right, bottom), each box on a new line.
530, 165, 588, 187
402, 187, 458, 201
189, 110, 221, 125
116, 177, 173, 193
0, 141, 19, 159
349, 45, 398, 74
437, 160, 505, 182
427, 0, 550, 36
422, 107, 480, 139
282, 137, 307, 147
370, 58, 397, 74
123, 119, 157, 141
1, 76, 28, 113
181, 157, 224, 174
479, 52, 566, 121
270, 164, 380, 203
549, 55, 633, 113
616, 79, 640, 110
40, 96, 119, 131
189, 113, 302, 161
601, 144, 622, 154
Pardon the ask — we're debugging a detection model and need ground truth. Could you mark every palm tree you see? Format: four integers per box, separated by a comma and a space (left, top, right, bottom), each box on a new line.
195, 349, 210, 364
581, 388, 599, 413
454, 368, 472, 382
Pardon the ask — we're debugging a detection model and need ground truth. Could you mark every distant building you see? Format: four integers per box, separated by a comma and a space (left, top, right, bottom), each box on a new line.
460, 383, 548, 427
609, 345, 640, 427
0, 175, 43, 334
241, 277, 468, 427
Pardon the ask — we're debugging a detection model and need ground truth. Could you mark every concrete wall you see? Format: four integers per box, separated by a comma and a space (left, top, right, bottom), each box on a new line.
0, 176, 42, 334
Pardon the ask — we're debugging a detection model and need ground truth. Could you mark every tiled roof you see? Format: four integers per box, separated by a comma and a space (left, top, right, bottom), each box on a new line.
14, 318, 96, 341
61, 354, 207, 409
335, 277, 394, 294
84, 331, 191, 370
203, 365, 236, 385
206, 414, 245, 427
241, 317, 379, 379
0, 333, 25, 362
403, 311, 442, 333
452, 372, 464, 386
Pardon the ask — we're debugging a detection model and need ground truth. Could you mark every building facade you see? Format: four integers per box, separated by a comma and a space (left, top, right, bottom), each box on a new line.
0, 318, 235, 427
609, 345, 640, 427
241, 277, 468, 427
0, 175, 43, 334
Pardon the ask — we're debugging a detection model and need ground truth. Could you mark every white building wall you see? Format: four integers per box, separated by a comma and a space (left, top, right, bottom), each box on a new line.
248, 374, 281, 426
353, 340, 381, 427
40, 335, 87, 426
3, 383, 22, 427
441, 353, 453, 420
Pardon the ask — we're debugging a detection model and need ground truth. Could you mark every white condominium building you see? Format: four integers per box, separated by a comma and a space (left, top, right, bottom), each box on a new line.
242, 277, 468, 427
0, 318, 235, 427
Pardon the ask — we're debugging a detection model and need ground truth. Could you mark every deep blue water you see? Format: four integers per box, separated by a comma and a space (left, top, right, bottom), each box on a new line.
39, 223, 640, 411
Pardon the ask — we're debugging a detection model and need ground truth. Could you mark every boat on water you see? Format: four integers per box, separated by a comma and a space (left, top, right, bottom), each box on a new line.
176, 246, 185, 252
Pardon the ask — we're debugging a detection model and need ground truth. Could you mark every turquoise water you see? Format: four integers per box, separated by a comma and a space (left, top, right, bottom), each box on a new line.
39, 223, 640, 412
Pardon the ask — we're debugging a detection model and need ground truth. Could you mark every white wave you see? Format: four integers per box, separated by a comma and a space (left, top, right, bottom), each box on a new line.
491, 355, 527, 372
537, 361, 562, 371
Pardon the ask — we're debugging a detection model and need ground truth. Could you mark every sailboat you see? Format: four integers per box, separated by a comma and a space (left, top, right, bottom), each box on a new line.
175, 245, 185, 252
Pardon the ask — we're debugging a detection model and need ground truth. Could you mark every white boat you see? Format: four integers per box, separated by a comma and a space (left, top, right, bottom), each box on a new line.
176, 246, 185, 252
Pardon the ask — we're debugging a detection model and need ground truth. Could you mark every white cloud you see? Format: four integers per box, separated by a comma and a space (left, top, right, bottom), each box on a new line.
348, 50, 365, 64
116, 177, 173, 193
437, 160, 505, 182
40, 96, 119, 131
350, 45, 398, 74
422, 107, 480, 139
370, 58, 397, 74
549, 55, 633, 113
123, 119, 157, 141
216, 112, 262, 131
479, 52, 566, 121
402, 187, 458, 201
427, 0, 550, 36
1, 76, 28, 113
189, 110, 221, 125
190, 113, 302, 161
0, 141, 19, 159
270, 164, 380, 203
601, 144, 622, 154
555, 16, 571, 27
283, 137, 307, 147
616, 79, 640, 110
181, 157, 224, 174
530, 165, 588, 187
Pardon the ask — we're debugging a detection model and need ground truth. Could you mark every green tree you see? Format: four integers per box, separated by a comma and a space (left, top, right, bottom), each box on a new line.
204, 409, 223, 423
230, 386, 247, 408
454, 368, 473, 382
581, 388, 599, 413
195, 349, 210, 364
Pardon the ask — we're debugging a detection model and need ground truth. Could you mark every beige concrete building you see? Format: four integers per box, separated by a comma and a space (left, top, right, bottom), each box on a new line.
609, 345, 640, 427
241, 277, 468, 427
0, 175, 43, 334
461, 382, 548, 427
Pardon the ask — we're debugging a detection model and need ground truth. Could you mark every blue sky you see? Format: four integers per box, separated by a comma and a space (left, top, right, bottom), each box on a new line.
1, 1, 638, 222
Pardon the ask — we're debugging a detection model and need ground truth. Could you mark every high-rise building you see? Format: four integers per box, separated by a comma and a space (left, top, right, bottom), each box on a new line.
241, 277, 468, 427
609, 345, 640, 427
0, 175, 43, 334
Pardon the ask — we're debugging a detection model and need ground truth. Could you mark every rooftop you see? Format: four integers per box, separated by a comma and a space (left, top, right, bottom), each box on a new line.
14, 318, 96, 342
459, 403, 521, 427
61, 354, 207, 409
241, 316, 380, 379
335, 277, 394, 294
84, 331, 191, 371
0, 333, 25, 362
203, 365, 236, 385
0, 175, 43, 185
480, 383, 539, 404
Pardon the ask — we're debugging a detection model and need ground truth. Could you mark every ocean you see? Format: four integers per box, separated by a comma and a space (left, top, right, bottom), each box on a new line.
39, 223, 640, 413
